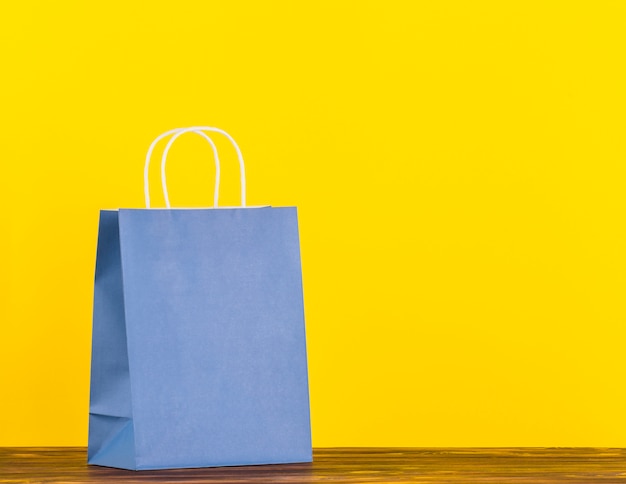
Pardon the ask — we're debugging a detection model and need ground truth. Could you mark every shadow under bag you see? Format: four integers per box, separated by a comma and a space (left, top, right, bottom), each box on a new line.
88, 127, 312, 470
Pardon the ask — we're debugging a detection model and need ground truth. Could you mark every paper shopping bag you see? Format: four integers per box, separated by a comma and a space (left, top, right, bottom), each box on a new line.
88, 127, 312, 470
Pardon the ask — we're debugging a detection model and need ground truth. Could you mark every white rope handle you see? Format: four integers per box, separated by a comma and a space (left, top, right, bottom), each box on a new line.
144, 126, 246, 209
160, 127, 245, 208
144, 128, 221, 208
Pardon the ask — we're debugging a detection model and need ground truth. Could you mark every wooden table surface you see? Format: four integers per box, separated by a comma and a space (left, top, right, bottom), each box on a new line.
1, 447, 625, 483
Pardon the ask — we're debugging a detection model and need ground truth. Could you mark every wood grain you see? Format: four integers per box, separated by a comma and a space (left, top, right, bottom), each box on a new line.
1, 447, 625, 483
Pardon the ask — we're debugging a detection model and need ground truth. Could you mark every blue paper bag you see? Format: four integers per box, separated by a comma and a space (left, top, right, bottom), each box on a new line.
88, 127, 312, 470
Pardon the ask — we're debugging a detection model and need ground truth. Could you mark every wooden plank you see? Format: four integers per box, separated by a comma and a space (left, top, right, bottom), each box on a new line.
0, 447, 625, 483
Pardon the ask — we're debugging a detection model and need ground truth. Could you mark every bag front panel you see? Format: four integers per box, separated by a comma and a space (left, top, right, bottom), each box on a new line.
117, 207, 312, 469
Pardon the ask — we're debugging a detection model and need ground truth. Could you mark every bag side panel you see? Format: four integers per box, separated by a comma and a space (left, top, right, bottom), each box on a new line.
88, 210, 136, 469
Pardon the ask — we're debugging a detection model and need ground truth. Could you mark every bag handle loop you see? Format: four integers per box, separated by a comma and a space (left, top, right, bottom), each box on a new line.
143, 126, 246, 209
161, 127, 246, 209
144, 128, 220, 208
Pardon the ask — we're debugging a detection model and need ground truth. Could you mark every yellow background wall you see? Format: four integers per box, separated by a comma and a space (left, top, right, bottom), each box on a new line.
1, 1, 625, 446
